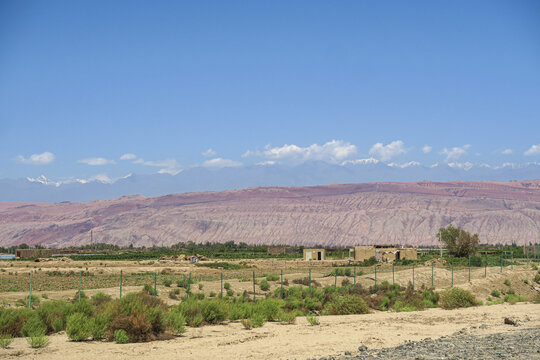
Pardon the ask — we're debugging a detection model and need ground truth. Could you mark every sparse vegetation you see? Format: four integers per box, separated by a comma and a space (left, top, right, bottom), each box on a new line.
439, 288, 479, 309
306, 313, 319, 325
0, 334, 14, 348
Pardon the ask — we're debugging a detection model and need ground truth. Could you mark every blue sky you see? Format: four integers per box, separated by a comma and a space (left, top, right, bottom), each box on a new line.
1, 0, 539, 183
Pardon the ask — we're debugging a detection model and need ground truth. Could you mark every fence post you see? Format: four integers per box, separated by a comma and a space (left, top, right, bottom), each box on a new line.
392, 263, 395, 285
374, 266, 377, 292
484, 252, 487, 278
308, 268, 312, 297
431, 263, 434, 288
412, 264, 415, 290
334, 270, 337, 292
511, 251, 513, 270
451, 263, 454, 288
28, 270, 33, 309
354, 265, 357, 286
120, 270, 123, 299
187, 272, 191, 298
154, 272, 157, 296
252, 271, 256, 300
500, 255, 503, 273
280, 269, 283, 299
220, 273, 223, 298
468, 256, 471, 282
78, 271, 82, 302
526, 247, 529, 267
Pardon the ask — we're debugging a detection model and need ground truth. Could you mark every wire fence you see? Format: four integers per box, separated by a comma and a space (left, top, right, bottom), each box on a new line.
3, 255, 537, 309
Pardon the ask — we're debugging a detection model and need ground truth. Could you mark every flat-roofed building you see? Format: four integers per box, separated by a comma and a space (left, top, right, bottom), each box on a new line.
349, 245, 417, 262
303, 248, 326, 261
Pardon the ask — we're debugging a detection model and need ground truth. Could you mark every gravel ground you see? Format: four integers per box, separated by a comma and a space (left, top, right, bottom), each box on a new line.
314, 327, 540, 360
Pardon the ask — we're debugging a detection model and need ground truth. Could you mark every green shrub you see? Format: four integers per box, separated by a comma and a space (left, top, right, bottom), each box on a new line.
507, 289, 515, 295
491, 290, 501, 298
142, 284, 156, 296
0, 308, 32, 337
166, 308, 186, 335
324, 295, 369, 315
21, 314, 45, 337
503, 279, 510, 287
27, 334, 49, 348
306, 313, 319, 326
209, 291, 217, 298
504, 294, 526, 304
277, 311, 296, 324
177, 299, 202, 327
250, 312, 266, 328
379, 296, 390, 311
392, 300, 418, 312
114, 329, 129, 344
41, 293, 49, 299
36, 300, 71, 334
259, 280, 270, 291
66, 313, 91, 341
535, 274, 540, 284
256, 298, 283, 321
163, 279, 172, 287
108, 292, 167, 342
91, 292, 112, 307
226, 289, 234, 297
229, 301, 253, 320
523, 279, 529, 285
200, 299, 229, 324
265, 274, 279, 282
198, 284, 204, 290
224, 282, 231, 290
439, 288, 478, 309
169, 289, 180, 300
531, 264, 538, 270
90, 313, 109, 340
0, 334, 14, 349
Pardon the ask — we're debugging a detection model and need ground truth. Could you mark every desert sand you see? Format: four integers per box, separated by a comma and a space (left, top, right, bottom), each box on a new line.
1, 302, 538, 359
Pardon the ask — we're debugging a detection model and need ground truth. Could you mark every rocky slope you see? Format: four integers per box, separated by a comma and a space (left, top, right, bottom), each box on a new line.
1, 180, 540, 248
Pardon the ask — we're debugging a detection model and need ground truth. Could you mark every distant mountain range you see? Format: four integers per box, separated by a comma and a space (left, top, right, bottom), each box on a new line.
1, 180, 539, 248
1, 161, 540, 203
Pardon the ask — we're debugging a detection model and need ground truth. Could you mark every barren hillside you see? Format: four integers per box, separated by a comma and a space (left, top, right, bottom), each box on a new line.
1, 180, 540, 248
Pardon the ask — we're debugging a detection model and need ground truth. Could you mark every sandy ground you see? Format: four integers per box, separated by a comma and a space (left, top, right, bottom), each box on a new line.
1, 302, 539, 360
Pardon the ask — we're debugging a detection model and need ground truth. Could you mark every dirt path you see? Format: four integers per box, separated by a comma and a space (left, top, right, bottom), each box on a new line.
2, 303, 539, 360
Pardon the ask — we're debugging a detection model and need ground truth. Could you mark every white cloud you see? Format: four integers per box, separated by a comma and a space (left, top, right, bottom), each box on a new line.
202, 148, 217, 157
422, 145, 432, 154
256, 160, 276, 166
78, 157, 116, 166
120, 153, 137, 160
244, 140, 357, 165
341, 158, 379, 166
368, 140, 407, 161
16, 152, 55, 165
388, 161, 421, 168
524, 144, 540, 156
501, 149, 513, 155
447, 162, 474, 170
132, 158, 182, 175
440, 144, 471, 161
202, 158, 242, 169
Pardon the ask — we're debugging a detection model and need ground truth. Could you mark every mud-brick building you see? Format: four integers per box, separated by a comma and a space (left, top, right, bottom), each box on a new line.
15, 249, 78, 258
349, 245, 417, 262
303, 248, 326, 261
